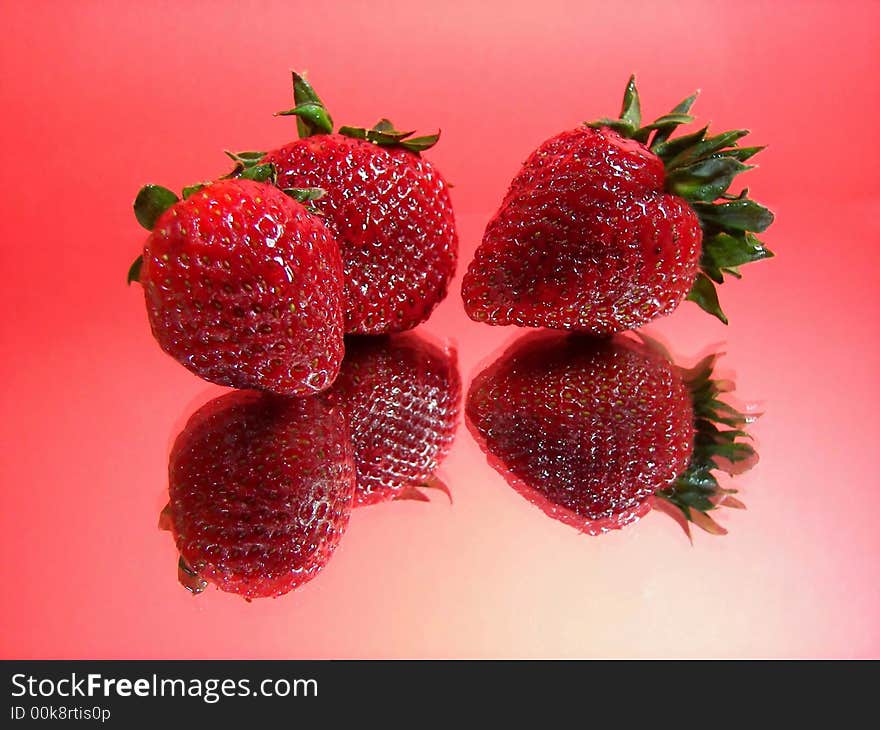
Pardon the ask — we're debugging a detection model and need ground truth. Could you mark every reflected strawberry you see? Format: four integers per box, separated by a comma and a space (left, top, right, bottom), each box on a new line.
466, 331, 757, 536
327, 333, 461, 506
161, 390, 355, 599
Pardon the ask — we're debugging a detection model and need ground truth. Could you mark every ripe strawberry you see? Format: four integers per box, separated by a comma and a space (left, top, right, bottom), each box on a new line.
462, 77, 774, 333
131, 173, 346, 396
161, 390, 355, 599
260, 73, 458, 334
326, 333, 461, 506
466, 331, 757, 535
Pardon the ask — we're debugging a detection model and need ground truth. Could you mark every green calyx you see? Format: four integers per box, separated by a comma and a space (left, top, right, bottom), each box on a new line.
587, 75, 775, 324
133, 184, 179, 231
339, 118, 441, 153
221, 153, 327, 208
283, 186, 326, 205
131, 154, 274, 235
276, 71, 440, 153
275, 72, 334, 137
222, 150, 275, 184
656, 353, 758, 536
128, 152, 325, 285
129, 184, 180, 284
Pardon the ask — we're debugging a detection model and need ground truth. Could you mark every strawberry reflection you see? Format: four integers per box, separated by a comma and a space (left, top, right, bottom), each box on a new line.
328, 333, 461, 506
161, 332, 460, 599
466, 331, 758, 537
161, 391, 355, 600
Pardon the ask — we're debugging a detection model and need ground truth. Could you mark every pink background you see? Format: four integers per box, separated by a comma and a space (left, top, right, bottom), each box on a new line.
1, 0, 878, 658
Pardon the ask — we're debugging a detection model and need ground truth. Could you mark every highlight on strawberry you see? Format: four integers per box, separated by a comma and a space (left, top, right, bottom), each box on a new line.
466, 331, 759, 537
462, 76, 774, 333
160, 390, 355, 600
326, 333, 461, 506
129, 159, 346, 396
261, 72, 458, 334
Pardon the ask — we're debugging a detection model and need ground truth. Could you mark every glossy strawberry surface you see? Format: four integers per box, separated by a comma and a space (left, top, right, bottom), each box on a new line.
166, 390, 355, 599
466, 332, 694, 533
141, 178, 346, 395
327, 333, 460, 506
462, 126, 702, 334
264, 134, 457, 334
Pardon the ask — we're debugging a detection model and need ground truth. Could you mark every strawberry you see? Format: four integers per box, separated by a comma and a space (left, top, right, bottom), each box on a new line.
161, 390, 355, 599
260, 73, 458, 334
131, 171, 346, 396
462, 77, 774, 332
326, 333, 461, 506
466, 331, 757, 535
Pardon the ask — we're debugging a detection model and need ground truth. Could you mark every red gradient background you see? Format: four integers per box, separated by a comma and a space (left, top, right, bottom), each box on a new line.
1, 0, 878, 658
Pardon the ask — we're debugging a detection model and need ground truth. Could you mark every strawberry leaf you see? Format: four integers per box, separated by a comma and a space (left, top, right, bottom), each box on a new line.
400, 132, 441, 152
278, 72, 334, 137
686, 273, 728, 324
638, 112, 694, 132
651, 125, 708, 160
181, 183, 208, 199
666, 157, 752, 202
693, 200, 774, 234
221, 150, 275, 185
284, 187, 326, 203
223, 150, 265, 165
714, 145, 765, 163
665, 129, 749, 171
701, 232, 774, 284
276, 102, 334, 137
619, 75, 642, 130
370, 119, 416, 141
338, 123, 440, 154
339, 125, 416, 145
586, 118, 639, 136
127, 255, 143, 286
650, 91, 698, 147
634, 112, 695, 144
237, 163, 275, 183
133, 184, 178, 230
373, 118, 396, 133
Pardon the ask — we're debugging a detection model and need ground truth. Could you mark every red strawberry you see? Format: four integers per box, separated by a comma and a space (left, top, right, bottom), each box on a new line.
462, 77, 774, 333
261, 73, 458, 334
132, 175, 345, 396
327, 333, 461, 506
466, 331, 757, 535
161, 390, 355, 599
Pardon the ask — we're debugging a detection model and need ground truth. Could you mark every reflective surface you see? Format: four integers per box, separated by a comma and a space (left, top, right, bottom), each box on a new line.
2, 1, 879, 657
